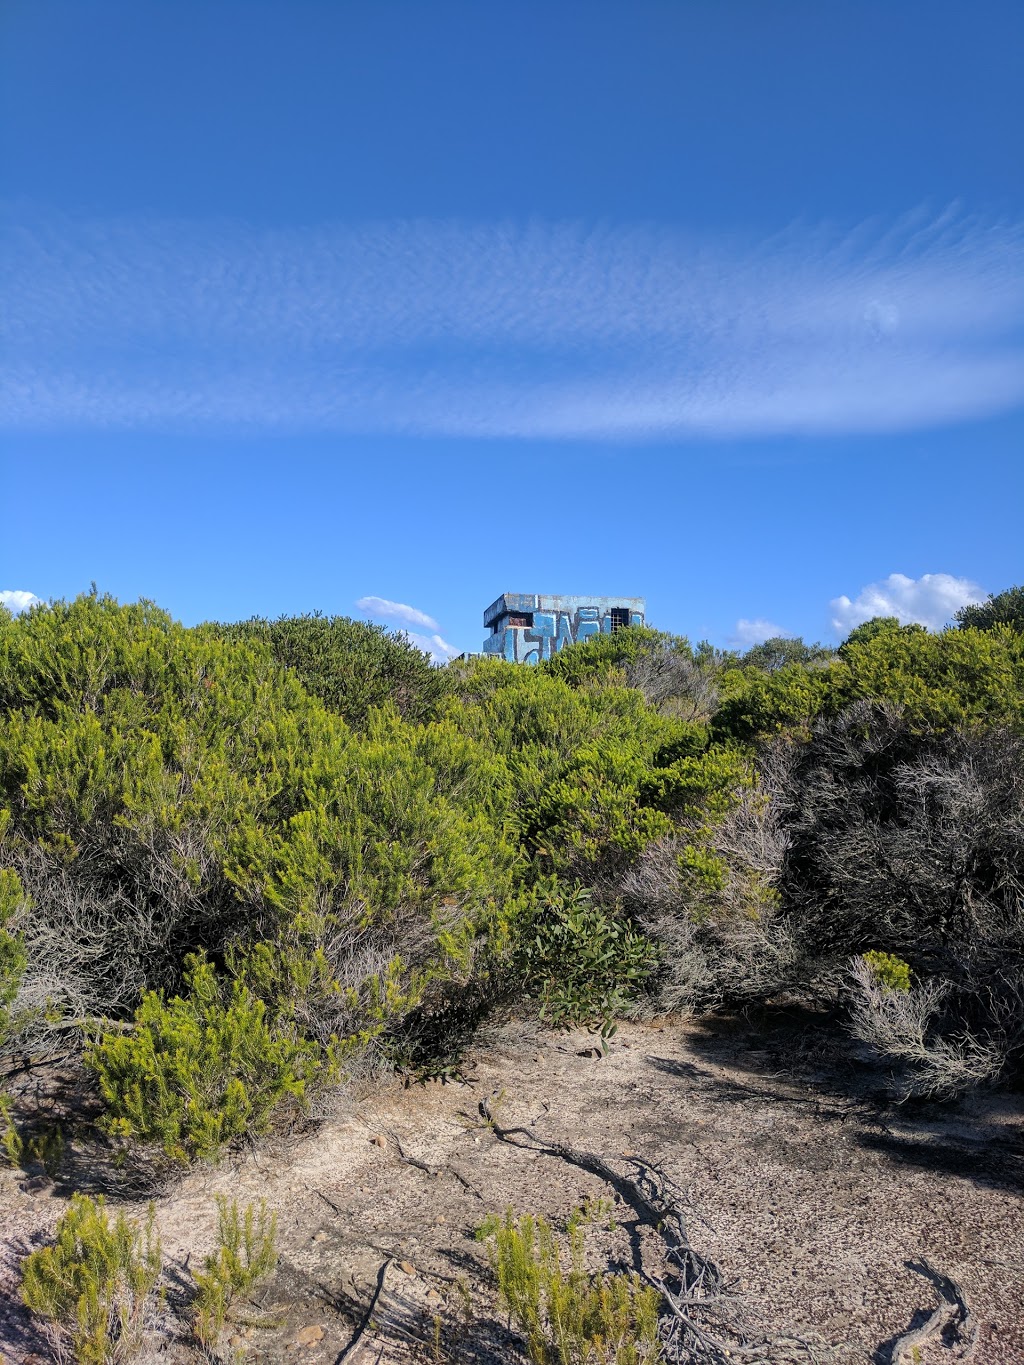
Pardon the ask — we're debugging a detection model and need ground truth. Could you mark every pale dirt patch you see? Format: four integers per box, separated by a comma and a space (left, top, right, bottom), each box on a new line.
2, 1014, 1021, 1363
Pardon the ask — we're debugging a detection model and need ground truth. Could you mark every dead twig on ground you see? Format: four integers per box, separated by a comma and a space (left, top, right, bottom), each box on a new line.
884, 1260, 975, 1364
334, 1258, 394, 1364
316, 1188, 344, 1216
478, 1092, 835, 1364
445, 1163, 485, 1199
383, 1127, 440, 1178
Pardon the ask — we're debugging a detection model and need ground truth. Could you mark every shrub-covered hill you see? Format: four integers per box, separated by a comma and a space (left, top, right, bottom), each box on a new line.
1, 592, 1022, 1165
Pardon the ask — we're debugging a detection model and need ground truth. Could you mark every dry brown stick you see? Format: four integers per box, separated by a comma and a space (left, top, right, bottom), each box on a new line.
477, 1094, 832, 1364
316, 1188, 343, 1215
478, 1095, 720, 1291
445, 1163, 485, 1199
365, 1115, 476, 1197
334, 1258, 393, 1365
383, 1127, 440, 1177
888, 1260, 974, 1364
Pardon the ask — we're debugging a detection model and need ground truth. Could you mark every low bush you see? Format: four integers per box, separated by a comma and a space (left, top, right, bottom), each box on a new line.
713, 621, 1024, 743
1, 1092, 64, 1175
846, 956, 1007, 1099
209, 612, 451, 727
0, 866, 27, 1045
477, 1208, 662, 1364
955, 584, 1024, 633
619, 757, 798, 1016
860, 950, 911, 993
88, 955, 335, 1164
192, 1196, 277, 1349
540, 625, 676, 690
1, 596, 520, 1155
21, 1193, 162, 1365
7, 587, 1024, 1134
517, 885, 657, 1032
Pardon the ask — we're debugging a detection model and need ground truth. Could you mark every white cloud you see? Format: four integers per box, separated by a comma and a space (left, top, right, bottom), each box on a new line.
401, 631, 460, 665
0, 589, 40, 613
731, 618, 792, 646
3, 206, 1023, 439
356, 595, 440, 631
830, 572, 985, 634
356, 596, 458, 661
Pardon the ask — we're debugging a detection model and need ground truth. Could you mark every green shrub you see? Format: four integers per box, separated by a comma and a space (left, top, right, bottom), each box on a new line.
3, 595, 760, 1107
1, 595, 506, 1057
861, 950, 912, 992
477, 1208, 662, 1364
739, 636, 835, 673
12, 585, 1022, 1127
192, 1196, 277, 1348
21, 1193, 162, 1365
954, 584, 1024, 633
524, 744, 676, 880
88, 955, 334, 1164
517, 886, 657, 1033
1, 1092, 64, 1174
541, 625, 679, 689
713, 622, 1024, 743
209, 612, 451, 727
0, 866, 27, 1044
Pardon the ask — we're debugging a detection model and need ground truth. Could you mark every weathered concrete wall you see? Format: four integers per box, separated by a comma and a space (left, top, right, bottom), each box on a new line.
482, 592, 646, 664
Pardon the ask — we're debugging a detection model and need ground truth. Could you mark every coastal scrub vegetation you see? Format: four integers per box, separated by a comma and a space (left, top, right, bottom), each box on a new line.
477, 1207, 662, 1364
1, 589, 1022, 1169
20, 1193, 162, 1364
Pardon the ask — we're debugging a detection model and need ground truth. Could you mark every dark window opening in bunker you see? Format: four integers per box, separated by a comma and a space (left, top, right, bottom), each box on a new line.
610, 608, 630, 631
508, 613, 534, 628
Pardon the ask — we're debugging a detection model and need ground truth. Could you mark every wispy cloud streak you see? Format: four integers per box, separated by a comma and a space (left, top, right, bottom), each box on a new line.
401, 631, 460, 664
357, 595, 457, 662
356, 595, 440, 631
731, 618, 792, 646
3, 207, 1023, 438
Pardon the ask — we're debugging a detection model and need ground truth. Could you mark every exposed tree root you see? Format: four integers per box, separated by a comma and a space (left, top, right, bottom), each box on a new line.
334, 1257, 394, 1364
884, 1260, 975, 1364
478, 1092, 836, 1364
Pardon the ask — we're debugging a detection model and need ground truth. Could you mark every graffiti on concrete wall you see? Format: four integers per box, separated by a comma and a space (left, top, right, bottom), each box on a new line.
481, 594, 646, 664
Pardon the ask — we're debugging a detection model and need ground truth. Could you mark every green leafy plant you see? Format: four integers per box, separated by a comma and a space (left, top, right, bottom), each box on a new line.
21, 1193, 162, 1365
567, 1196, 617, 1234
861, 950, 912, 993
192, 1196, 278, 1348
0, 867, 28, 1045
88, 955, 334, 1164
477, 1208, 662, 1364
517, 886, 657, 1033
1, 1093, 64, 1175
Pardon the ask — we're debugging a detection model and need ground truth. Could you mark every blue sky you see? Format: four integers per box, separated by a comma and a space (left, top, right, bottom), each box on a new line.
2, 1, 1022, 657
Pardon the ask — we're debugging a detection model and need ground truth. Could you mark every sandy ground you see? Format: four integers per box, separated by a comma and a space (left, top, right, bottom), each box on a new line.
1, 1012, 1022, 1364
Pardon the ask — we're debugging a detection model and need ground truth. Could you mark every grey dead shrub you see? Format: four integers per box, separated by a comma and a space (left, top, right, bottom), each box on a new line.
777, 702, 1024, 951
626, 703, 1024, 1097
846, 956, 1008, 1099
778, 705, 1024, 1094
624, 647, 722, 723
621, 767, 801, 1013
4, 819, 237, 1052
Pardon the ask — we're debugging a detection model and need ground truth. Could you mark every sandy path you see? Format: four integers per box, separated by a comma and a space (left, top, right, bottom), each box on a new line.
2, 1015, 1021, 1363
